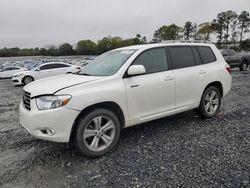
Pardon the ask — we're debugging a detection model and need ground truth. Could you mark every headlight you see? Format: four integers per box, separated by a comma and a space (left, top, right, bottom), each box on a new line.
36, 95, 71, 110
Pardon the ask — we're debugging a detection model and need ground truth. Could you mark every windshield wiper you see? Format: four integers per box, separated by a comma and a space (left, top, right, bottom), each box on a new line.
79, 73, 92, 76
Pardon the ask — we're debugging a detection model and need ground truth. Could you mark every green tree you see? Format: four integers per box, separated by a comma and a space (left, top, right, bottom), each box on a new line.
212, 11, 238, 48
76, 40, 97, 55
39, 48, 47, 56
141, 36, 147, 44
133, 34, 147, 44
223, 11, 238, 48
212, 14, 225, 47
46, 45, 59, 56
153, 24, 182, 42
183, 21, 196, 40
110, 36, 123, 49
97, 36, 113, 54
58, 43, 74, 56
238, 11, 250, 43
195, 22, 213, 40
231, 20, 239, 47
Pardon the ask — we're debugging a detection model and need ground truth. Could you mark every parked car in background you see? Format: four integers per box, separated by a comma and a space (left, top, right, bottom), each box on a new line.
12, 62, 81, 85
20, 43, 231, 157
220, 49, 250, 71
0, 66, 27, 79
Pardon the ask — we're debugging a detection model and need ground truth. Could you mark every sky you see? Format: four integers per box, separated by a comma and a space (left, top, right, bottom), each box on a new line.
0, 0, 249, 48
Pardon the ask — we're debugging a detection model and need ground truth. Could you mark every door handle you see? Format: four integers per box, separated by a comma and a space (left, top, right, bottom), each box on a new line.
131, 84, 139, 88
199, 70, 207, 74
164, 76, 174, 81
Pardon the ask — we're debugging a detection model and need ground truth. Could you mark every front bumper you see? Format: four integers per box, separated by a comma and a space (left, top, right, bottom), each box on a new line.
19, 101, 80, 142
12, 76, 23, 85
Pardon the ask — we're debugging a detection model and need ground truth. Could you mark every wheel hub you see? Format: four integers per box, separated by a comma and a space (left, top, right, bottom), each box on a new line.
96, 131, 103, 138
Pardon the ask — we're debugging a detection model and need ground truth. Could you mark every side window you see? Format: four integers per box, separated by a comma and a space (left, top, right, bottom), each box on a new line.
49, 64, 60, 69
132, 48, 168, 74
53, 63, 70, 68
228, 50, 234, 56
4, 67, 12, 71
11, 67, 20, 70
221, 50, 228, 56
169, 46, 196, 69
197, 47, 216, 64
39, 64, 53, 70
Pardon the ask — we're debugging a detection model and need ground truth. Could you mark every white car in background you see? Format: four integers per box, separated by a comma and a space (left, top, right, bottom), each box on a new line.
12, 62, 81, 85
0, 66, 27, 79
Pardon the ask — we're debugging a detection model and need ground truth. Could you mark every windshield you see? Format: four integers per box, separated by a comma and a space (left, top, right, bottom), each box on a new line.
80, 49, 136, 76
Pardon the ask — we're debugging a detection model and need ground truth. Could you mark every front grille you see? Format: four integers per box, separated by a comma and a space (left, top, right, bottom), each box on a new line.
23, 91, 31, 111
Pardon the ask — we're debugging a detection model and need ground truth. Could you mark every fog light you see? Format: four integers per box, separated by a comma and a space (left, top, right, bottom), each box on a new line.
39, 128, 55, 136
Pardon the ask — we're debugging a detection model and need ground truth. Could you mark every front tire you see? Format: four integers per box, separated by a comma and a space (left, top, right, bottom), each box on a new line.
22, 76, 34, 85
196, 86, 221, 118
239, 61, 248, 71
75, 109, 121, 157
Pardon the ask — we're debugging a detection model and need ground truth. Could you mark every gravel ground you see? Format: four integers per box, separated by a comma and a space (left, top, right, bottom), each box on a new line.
0, 70, 250, 188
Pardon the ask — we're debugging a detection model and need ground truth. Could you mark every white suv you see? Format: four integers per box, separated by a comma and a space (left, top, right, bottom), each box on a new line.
19, 43, 231, 157
12, 62, 81, 85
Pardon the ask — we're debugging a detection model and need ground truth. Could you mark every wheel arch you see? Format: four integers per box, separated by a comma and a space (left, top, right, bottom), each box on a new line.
69, 101, 125, 143
21, 75, 34, 84
199, 81, 223, 105
204, 81, 223, 97
241, 58, 249, 65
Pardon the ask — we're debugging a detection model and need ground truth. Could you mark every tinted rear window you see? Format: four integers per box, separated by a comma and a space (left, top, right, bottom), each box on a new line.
51, 63, 70, 68
40, 64, 53, 70
197, 47, 216, 64
169, 46, 196, 69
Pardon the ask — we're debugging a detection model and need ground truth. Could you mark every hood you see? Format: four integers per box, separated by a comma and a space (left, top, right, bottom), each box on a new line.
23, 74, 103, 97
13, 70, 32, 76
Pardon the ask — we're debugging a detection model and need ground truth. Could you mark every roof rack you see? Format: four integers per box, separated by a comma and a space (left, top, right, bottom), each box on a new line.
161, 40, 212, 44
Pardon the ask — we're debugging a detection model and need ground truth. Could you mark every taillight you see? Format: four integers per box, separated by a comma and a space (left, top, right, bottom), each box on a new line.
226, 66, 231, 73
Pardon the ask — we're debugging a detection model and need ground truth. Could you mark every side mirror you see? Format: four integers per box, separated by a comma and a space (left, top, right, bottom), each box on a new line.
35, 68, 40, 71
127, 65, 146, 76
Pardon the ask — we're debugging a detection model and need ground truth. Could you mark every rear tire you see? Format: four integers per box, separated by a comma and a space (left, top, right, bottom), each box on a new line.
22, 76, 34, 85
196, 86, 221, 118
74, 108, 121, 157
239, 61, 248, 71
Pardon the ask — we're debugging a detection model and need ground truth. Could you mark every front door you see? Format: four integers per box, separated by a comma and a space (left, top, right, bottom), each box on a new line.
123, 48, 175, 125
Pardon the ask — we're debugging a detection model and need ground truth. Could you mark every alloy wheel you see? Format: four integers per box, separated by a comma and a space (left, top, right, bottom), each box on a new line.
83, 116, 115, 152
204, 90, 219, 115
24, 77, 33, 84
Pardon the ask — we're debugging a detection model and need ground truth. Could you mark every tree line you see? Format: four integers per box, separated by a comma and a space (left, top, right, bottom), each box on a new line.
0, 10, 249, 57
153, 10, 250, 50
0, 34, 146, 57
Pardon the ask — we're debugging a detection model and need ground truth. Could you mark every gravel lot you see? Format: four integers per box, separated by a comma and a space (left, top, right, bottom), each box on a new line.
0, 70, 250, 188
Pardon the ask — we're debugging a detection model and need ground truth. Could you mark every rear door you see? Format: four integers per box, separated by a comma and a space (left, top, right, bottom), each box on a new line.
123, 48, 175, 125
35, 64, 55, 79
51, 63, 71, 75
167, 46, 205, 111
11, 67, 22, 75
